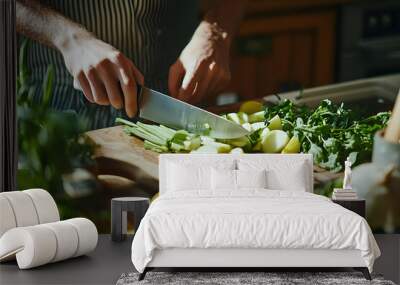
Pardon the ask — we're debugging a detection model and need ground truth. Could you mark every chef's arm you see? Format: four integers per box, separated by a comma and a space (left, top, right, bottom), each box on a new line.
16, 0, 143, 118
168, 0, 246, 103
16, 0, 84, 49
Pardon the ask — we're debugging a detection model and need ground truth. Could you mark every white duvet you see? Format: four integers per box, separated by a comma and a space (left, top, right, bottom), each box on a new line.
131, 190, 380, 273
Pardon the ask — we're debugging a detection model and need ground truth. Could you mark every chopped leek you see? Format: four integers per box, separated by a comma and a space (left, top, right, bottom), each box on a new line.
248, 111, 265, 123
207, 142, 232, 153
237, 112, 249, 124
200, 136, 215, 144
116, 114, 298, 155
262, 130, 289, 153
191, 145, 219, 154
251, 122, 265, 131
241, 122, 252, 132
220, 136, 249, 147
267, 115, 282, 130
227, 113, 241, 124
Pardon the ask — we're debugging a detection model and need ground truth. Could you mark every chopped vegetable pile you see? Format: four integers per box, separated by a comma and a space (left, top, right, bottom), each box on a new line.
263, 99, 390, 171
116, 99, 390, 172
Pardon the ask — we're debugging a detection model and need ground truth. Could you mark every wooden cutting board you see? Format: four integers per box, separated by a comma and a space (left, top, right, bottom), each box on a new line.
85, 126, 160, 181
84, 104, 241, 183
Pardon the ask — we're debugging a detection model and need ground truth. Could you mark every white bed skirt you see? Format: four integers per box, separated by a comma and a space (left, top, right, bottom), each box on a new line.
148, 248, 366, 268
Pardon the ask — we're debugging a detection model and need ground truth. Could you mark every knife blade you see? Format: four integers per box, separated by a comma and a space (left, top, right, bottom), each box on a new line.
137, 86, 250, 139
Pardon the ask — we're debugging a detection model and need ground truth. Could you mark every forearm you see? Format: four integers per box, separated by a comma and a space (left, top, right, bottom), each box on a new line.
16, 0, 90, 51
16, 0, 143, 116
202, 0, 246, 45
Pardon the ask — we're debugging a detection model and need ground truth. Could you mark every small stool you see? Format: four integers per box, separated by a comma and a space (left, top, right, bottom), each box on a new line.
111, 197, 149, 242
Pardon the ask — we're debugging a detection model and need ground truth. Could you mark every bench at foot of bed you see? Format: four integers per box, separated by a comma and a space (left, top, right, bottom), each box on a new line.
137, 267, 372, 281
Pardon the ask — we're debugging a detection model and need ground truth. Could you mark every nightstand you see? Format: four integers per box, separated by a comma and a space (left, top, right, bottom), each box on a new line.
111, 197, 150, 242
332, 199, 366, 218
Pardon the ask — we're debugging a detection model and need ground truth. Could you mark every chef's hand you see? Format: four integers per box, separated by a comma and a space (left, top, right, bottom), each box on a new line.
60, 32, 144, 117
168, 21, 231, 104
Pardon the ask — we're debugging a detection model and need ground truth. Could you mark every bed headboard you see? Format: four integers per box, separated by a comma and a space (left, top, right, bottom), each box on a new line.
159, 154, 314, 195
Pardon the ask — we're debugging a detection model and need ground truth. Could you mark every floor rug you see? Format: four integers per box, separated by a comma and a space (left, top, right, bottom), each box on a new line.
116, 271, 396, 285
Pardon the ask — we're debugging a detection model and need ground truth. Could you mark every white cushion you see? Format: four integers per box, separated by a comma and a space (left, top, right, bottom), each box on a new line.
65, 218, 98, 257
237, 169, 267, 189
167, 163, 211, 191
24, 189, 60, 224
0, 218, 97, 269
267, 164, 308, 191
211, 169, 267, 191
0, 189, 60, 238
0, 196, 16, 237
159, 154, 313, 194
42, 221, 79, 262
238, 157, 312, 192
1, 191, 40, 227
166, 159, 236, 192
211, 169, 236, 190
0, 189, 97, 269
0, 226, 57, 268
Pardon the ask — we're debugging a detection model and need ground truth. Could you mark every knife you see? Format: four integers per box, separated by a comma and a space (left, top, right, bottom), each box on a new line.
136, 86, 250, 139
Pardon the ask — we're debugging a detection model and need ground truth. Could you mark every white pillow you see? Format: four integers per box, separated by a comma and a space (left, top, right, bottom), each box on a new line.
211, 169, 267, 190
266, 163, 308, 191
238, 159, 310, 191
211, 169, 236, 190
167, 163, 211, 191
165, 160, 236, 191
237, 169, 267, 188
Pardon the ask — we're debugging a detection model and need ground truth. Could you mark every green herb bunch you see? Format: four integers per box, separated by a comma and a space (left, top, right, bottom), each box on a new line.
264, 99, 390, 172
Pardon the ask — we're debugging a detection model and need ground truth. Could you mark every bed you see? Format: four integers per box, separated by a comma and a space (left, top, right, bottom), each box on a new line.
131, 154, 380, 281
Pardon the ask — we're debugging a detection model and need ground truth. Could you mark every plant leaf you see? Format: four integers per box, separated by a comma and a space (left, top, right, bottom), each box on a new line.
42, 64, 55, 107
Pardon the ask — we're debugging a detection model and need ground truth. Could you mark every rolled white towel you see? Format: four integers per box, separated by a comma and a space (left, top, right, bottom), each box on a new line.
0, 218, 98, 269
0, 196, 17, 237
24, 189, 60, 224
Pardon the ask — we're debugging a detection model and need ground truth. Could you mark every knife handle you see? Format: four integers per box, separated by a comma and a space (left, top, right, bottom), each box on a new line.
135, 84, 143, 118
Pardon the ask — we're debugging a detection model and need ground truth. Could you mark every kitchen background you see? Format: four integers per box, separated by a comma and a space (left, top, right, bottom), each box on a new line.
17, 0, 400, 233
212, 0, 400, 104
